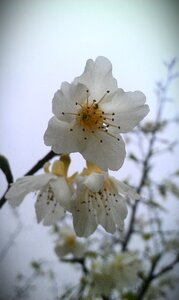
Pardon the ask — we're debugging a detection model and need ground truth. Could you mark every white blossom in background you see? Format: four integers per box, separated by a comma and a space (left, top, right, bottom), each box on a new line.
91, 252, 142, 296
6, 155, 74, 225
55, 227, 86, 258
71, 162, 139, 237
44, 56, 149, 171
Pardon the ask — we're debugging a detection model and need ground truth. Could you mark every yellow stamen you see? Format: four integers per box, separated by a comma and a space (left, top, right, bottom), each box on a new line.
43, 162, 50, 173
52, 154, 71, 177
81, 161, 102, 176
76, 102, 104, 131
64, 235, 76, 247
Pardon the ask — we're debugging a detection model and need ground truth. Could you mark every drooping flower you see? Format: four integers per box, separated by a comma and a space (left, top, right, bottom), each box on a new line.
6, 155, 74, 225
55, 226, 86, 258
71, 162, 139, 237
44, 56, 149, 171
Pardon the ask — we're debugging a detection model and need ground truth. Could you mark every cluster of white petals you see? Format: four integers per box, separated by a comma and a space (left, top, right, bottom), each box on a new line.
92, 252, 142, 296
6, 156, 73, 225
55, 227, 86, 258
71, 163, 139, 237
6, 160, 139, 237
44, 56, 149, 171
6, 57, 149, 238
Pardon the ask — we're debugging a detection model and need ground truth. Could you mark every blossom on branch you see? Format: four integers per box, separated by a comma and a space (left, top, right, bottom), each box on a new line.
6, 155, 74, 225
71, 162, 139, 237
91, 252, 142, 296
55, 227, 86, 258
44, 56, 149, 171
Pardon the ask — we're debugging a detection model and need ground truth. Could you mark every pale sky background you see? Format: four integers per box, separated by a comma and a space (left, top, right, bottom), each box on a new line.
0, 0, 179, 299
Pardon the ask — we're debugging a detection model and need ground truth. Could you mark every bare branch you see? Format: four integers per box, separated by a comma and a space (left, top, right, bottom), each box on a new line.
0, 151, 57, 209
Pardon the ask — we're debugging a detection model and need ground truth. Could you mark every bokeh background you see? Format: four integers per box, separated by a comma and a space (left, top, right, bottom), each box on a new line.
0, 0, 179, 299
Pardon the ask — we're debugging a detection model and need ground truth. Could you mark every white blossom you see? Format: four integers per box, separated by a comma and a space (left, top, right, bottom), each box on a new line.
71, 163, 139, 237
55, 227, 86, 258
44, 56, 149, 171
92, 252, 142, 296
6, 156, 73, 226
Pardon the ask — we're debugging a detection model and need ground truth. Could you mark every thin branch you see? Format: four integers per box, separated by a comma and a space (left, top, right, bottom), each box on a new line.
137, 254, 161, 300
0, 210, 23, 262
152, 253, 179, 280
121, 66, 171, 251
0, 150, 57, 209
137, 253, 179, 300
61, 257, 88, 275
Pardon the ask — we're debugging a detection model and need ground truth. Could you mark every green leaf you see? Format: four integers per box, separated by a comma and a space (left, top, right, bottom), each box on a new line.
0, 155, 13, 184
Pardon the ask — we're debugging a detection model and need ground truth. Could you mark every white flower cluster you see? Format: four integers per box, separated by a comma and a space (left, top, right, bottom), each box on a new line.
6, 56, 149, 237
91, 252, 142, 296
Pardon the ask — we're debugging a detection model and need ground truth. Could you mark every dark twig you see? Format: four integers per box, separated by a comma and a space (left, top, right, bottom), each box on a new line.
137, 254, 161, 300
61, 257, 88, 275
121, 62, 173, 251
137, 253, 179, 300
0, 150, 57, 209
152, 253, 179, 280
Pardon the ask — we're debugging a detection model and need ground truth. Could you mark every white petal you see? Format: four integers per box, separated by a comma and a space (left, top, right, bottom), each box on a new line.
52, 82, 88, 122
82, 131, 126, 171
35, 192, 50, 223
93, 273, 114, 296
50, 177, 73, 211
72, 190, 98, 237
110, 195, 128, 230
55, 244, 69, 258
44, 116, 80, 154
72, 242, 86, 258
43, 203, 64, 225
84, 173, 105, 192
115, 106, 149, 133
93, 194, 116, 233
111, 177, 140, 200
35, 194, 65, 226
73, 56, 117, 100
101, 89, 149, 132
102, 89, 146, 110
6, 174, 55, 207
98, 209, 116, 234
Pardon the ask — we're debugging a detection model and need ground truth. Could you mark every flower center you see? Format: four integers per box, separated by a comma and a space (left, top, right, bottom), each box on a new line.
64, 235, 76, 247
61, 89, 121, 142
76, 101, 104, 130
